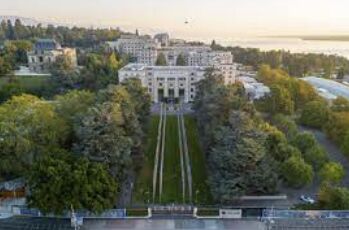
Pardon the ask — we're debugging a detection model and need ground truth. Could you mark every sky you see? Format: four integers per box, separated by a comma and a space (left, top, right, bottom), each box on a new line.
1, 0, 349, 39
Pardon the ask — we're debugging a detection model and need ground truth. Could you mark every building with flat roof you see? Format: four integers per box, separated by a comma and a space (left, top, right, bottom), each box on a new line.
107, 35, 160, 66
119, 63, 237, 103
107, 33, 233, 68
302, 76, 349, 100
27, 39, 77, 73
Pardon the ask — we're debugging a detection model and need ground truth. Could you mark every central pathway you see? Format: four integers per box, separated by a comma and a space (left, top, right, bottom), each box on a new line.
178, 103, 193, 203
177, 112, 186, 203
152, 103, 193, 204
159, 104, 167, 202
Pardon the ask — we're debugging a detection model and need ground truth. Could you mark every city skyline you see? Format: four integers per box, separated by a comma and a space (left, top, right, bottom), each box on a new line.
1, 0, 349, 39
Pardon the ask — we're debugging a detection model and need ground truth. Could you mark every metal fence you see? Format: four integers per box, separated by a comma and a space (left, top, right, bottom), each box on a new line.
262, 209, 349, 220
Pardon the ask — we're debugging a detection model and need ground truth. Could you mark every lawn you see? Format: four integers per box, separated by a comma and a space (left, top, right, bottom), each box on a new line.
133, 116, 160, 204
0, 75, 51, 91
185, 116, 213, 204
161, 115, 182, 203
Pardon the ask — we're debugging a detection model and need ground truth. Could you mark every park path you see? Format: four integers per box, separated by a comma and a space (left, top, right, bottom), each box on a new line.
179, 103, 193, 203
152, 103, 164, 202
158, 104, 167, 202
299, 126, 349, 187
280, 126, 349, 204
177, 112, 186, 203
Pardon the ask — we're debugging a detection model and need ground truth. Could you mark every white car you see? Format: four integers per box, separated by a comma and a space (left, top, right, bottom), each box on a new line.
300, 195, 315, 204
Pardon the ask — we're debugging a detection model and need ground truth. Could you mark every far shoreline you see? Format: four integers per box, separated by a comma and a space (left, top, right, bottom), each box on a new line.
263, 35, 349, 42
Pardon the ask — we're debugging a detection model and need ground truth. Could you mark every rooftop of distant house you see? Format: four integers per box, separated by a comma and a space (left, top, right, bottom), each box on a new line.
34, 39, 61, 50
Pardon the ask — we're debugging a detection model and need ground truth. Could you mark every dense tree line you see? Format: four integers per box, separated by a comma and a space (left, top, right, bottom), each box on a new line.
0, 19, 122, 47
211, 41, 349, 78
192, 71, 324, 203
255, 65, 320, 114
0, 48, 126, 101
253, 66, 349, 209
299, 96, 349, 157
0, 79, 151, 214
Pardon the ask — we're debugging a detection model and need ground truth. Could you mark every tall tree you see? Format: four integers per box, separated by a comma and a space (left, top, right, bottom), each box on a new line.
155, 53, 167, 66
176, 54, 186, 66
28, 149, 117, 215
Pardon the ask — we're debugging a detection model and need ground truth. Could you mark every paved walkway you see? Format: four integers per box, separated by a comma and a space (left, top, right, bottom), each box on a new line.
83, 219, 266, 230
280, 126, 349, 204
299, 126, 349, 187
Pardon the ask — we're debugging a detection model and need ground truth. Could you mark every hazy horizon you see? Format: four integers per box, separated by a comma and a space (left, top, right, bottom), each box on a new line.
2, 0, 349, 40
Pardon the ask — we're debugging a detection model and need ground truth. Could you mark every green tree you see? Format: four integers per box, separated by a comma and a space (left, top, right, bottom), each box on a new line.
319, 162, 345, 184
304, 145, 329, 171
324, 112, 349, 146
281, 154, 314, 188
318, 184, 349, 210
299, 100, 330, 128
176, 54, 186, 66
74, 102, 133, 179
28, 149, 117, 215
0, 56, 13, 76
272, 114, 298, 139
50, 54, 79, 90
208, 112, 278, 201
0, 94, 68, 179
290, 132, 316, 153
55, 90, 96, 125
256, 85, 294, 115
331, 96, 349, 112
122, 78, 151, 125
342, 130, 349, 156
156, 53, 167, 66
54, 90, 96, 145
0, 81, 24, 102
106, 52, 120, 75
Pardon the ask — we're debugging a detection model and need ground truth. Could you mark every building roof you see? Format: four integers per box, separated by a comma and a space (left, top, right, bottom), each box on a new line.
34, 39, 61, 50
119, 63, 208, 72
302, 76, 349, 100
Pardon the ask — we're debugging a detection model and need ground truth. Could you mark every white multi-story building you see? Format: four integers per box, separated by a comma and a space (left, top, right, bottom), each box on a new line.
187, 51, 233, 66
119, 63, 237, 103
107, 33, 234, 68
107, 35, 160, 65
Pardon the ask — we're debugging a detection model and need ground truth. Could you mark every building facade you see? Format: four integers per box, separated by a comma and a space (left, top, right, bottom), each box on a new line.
154, 33, 170, 47
107, 35, 160, 66
119, 63, 237, 103
107, 34, 233, 67
27, 39, 77, 73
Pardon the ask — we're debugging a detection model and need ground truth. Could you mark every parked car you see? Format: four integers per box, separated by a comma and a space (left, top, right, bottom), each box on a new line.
300, 195, 315, 204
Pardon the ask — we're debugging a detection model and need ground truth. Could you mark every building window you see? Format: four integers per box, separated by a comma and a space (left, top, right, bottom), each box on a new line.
39, 56, 44, 63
